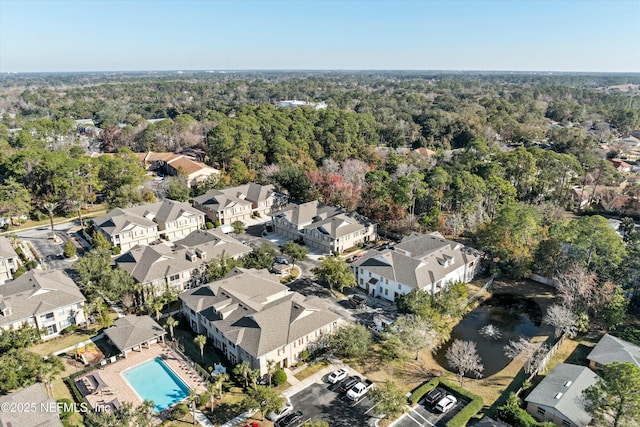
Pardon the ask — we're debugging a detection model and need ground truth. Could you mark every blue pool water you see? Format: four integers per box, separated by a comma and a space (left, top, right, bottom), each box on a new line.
122, 358, 190, 411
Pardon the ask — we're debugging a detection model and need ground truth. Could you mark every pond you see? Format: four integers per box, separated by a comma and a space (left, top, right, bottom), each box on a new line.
435, 293, 542, 377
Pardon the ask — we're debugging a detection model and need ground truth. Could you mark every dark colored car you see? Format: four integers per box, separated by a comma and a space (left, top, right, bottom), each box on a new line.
348, 294, 367, 309
423, 387, 447, 407
339, 375, 362, 393
275, 410, 304, 427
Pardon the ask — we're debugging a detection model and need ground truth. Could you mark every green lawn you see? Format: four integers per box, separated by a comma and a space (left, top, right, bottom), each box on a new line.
30, 330, 98, 356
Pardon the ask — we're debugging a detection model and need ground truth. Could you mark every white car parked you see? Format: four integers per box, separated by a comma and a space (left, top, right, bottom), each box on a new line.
327, 368, 348, 384
266, 401, 293, 421
435, 395, 457, 413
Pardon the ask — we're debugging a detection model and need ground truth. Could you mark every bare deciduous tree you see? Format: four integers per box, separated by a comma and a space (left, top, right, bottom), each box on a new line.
393, 314, 438, 361
544, 304, 577, 339
445, 339, 484, 386
504, 337, 551, 374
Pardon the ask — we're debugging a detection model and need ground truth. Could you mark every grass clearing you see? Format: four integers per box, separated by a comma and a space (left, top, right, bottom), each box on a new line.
293, 359, 331, 381
30, 330, 98, 356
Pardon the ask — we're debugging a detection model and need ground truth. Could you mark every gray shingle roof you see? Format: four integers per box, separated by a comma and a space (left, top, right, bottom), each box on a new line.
152, 199, 204, 225
192, 183, 275, 212
0, 383, 63, 426
115, 230, 251, 284
271, 201, 340, 228
525, 363, 598, 427
305, 213, 368, 239
104, 315, 166, 352
353, 232, 480, 290
0, 236, 18, 260
587, 333, 640, 368
93, 207, 157, 236
180, 268, 340, 358
0, 270, 85, 326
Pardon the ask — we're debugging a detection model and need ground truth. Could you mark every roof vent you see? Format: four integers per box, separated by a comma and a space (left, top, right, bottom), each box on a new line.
554, 392, 563, 399
564, 381, 573, 387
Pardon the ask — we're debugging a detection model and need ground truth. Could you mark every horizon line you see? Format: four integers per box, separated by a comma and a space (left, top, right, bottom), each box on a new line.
2, 68, 640, 75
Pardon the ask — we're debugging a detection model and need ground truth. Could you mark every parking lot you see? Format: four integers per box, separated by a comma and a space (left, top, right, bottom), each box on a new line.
287, 379, 379, 427
393, 388, 468, 427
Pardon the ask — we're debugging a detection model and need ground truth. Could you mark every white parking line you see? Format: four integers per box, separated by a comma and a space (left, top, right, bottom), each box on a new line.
364, 402, 378, 415
405, 412, 432, 426
410, 409, 435, 426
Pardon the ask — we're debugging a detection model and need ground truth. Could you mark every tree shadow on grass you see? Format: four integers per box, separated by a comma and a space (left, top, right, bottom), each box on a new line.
208, 401, 246, 424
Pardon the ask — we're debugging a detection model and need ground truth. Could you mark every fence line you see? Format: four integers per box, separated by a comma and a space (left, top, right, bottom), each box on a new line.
464, 275, 495, 306
515, 333, 567, 397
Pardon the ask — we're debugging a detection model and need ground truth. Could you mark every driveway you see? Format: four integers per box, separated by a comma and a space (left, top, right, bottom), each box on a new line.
393, 390, 468, 427
15, 224, 80, 273
288, 381, 379, 427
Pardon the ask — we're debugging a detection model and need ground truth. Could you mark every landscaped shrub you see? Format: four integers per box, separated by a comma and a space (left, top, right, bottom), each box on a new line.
171, 403, 189, 420
273, 369, 287, 386
205, 221, 214, 229
408, 378, 440, 405
57, 398, 75, 421
440, 379, 483, 427
496, 392, 555, 427
60, 324, 78, 335
197, 392, 211, 407
63, 240, 77, 258
299, 350, 310, 362
111, 246, 121, 255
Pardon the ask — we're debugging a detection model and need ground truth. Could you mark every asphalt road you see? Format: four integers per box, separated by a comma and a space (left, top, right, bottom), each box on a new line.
288, 381, 379, 427
394, 393, 468, 427
15, 223, 81, 277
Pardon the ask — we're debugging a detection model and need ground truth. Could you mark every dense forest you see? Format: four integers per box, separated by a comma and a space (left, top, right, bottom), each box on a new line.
0, 72, 639, 314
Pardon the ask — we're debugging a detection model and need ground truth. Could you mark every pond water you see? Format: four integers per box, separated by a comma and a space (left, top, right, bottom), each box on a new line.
435, 293, 542, 377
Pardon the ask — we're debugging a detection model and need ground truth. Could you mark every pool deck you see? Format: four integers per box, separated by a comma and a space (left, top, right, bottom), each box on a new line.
81, 343, 206, 410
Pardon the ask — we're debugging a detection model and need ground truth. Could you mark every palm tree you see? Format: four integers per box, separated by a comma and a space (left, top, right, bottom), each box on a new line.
248, 368, 260, 387
187, 388, 199, 426
209, 372, 229, 408
72, 200, 85, 227
42, 201, 58, 241
233, 361, 251, 388
194, 335, 207, 362
266, 359, 277, 387
165, 316, 179, 341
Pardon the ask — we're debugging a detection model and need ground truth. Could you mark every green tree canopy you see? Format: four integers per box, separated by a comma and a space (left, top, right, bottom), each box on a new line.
583, 362, 640, 427
314, 255, 356, 292
329, 324, 372, 358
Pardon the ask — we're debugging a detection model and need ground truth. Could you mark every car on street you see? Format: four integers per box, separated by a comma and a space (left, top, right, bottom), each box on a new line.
327, 368, 349, 384
338, 375, 361, 393
266, 401, 293, 421
346, 379, 374, 401
347, 254, 363, 263
274, 410, 303, 427
423, 387, 447, 407
274, 257, 289, 265
242, 423, 259, 427
434, 395, 457, 413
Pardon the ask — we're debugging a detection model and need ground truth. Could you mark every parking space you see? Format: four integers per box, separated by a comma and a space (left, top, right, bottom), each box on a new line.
288, 381, 379, 427
394, 391, 468, 427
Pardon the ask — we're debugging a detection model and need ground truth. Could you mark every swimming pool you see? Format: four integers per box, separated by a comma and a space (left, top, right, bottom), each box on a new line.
122, 358, 190, 411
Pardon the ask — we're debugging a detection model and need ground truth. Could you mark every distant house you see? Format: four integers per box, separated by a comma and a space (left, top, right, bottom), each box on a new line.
352, 232, 481, 301
131, 151, 219, 188
586, 333, 640, 370
525, 363, 598, 427
192, 183, 281, 225
0, 236, 19, 284
0, 270, 86, 339
271, 201, 377, 254
93, 199, 205, 251
180, 267, 341, 374
610, 158, 633, 173
0, 383, 63, 426
278, 100, 327, 110
165, 155, 219, 187
104, 315, 165, 358
115, 229, 251, 294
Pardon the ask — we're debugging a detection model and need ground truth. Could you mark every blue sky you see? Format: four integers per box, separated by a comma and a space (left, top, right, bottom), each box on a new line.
1, 0, 638, 72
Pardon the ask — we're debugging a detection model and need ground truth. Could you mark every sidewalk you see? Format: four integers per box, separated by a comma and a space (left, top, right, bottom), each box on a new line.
282, 357, 348, 399
193, 408, 215, 427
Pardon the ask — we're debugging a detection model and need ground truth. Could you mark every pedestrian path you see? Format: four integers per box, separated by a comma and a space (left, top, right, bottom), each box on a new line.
193, 408, 215, 427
